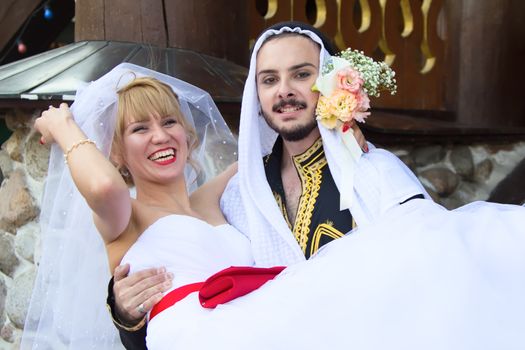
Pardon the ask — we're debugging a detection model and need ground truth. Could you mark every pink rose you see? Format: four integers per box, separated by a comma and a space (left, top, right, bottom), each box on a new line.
356, 91, 370, 110
353, 91, 370, 123
353, 111, 370, 123
337, 68, 363, 93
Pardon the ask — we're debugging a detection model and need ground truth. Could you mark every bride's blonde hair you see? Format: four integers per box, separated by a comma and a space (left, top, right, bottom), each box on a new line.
112, 77, 199, 185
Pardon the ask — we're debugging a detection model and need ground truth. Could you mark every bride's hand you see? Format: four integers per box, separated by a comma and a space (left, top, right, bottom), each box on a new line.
113, 264, 173, 325
351, 121, 369, 153
34, 103, 73, 145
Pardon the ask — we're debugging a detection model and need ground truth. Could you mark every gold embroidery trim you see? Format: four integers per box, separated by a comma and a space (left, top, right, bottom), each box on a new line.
270, 137, 355, 253
293, 137, 323, 164
293, 153, 327, 254
310, 223, 345, 257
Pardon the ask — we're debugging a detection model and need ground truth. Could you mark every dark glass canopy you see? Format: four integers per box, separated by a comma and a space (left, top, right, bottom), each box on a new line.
0, 40, 248, 106
0, 40, 522, 142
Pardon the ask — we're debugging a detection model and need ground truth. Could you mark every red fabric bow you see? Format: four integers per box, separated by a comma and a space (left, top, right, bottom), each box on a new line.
150, 266, 286, 320
199, 266, 286, 309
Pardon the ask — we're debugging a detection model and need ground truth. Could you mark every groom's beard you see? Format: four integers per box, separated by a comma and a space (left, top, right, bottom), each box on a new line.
261, 100, 317, 142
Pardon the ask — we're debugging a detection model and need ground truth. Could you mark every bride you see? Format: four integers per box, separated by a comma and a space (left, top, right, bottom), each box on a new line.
22, 63, 250, 349
22, 63, 525, 350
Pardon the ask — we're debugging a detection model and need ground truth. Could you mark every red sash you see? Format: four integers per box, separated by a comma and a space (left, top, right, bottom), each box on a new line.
149, 266, 285, 320
149, 282, 204, 320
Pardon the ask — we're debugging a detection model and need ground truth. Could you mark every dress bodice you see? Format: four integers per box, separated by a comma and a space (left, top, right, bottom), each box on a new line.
121, 215, 254, 289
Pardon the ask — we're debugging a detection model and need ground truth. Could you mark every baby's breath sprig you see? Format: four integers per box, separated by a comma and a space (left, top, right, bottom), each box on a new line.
335, 49, 397, 97
314, 47, 398, 131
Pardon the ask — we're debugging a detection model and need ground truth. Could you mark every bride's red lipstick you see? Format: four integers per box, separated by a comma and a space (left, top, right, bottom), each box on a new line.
148, 147, 177, 165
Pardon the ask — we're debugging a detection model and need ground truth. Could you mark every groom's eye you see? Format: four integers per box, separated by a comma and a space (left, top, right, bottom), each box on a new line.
261, 76, 277, 85
296, 71, 311, 79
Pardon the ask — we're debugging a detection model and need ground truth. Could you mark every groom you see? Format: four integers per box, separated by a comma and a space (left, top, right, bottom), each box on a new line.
108, 21, 427, 349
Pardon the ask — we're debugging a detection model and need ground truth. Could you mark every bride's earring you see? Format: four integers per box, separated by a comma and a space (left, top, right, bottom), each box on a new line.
119, 166, 130, 178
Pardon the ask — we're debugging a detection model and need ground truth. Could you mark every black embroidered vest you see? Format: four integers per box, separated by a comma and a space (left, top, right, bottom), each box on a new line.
264, 137, 355, 259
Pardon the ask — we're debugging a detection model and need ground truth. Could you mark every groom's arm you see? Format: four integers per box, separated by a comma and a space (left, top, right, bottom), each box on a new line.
107, 277, 147, 350
360, 148, 429, 216
349, 147, 430, 226
106, 265, 172, 350
400, 194, 426, 204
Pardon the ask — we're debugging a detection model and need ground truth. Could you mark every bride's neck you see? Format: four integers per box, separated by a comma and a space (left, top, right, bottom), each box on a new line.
135, 178, 191, 212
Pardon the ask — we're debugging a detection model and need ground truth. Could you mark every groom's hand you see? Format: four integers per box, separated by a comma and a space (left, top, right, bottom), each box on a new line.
113, 264, 173, 326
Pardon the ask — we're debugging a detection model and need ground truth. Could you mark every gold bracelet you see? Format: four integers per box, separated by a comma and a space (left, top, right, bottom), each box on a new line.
64, 139, 96, 165
105, 304, 147, 332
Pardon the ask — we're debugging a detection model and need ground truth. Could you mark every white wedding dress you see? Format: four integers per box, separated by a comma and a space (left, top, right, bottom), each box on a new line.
120, 199, 525, 350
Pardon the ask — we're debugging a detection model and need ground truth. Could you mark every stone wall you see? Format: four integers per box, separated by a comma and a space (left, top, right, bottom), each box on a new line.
0, 111, 523, 348
0, 112, 48, 349
387, 142, 525, 208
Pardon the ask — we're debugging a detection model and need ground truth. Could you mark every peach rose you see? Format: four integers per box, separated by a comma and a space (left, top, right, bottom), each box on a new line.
316, 96, 338, 129
331, 90, 359, 122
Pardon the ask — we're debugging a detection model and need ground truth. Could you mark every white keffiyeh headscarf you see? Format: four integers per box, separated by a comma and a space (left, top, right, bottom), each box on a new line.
237, 24, 428, 267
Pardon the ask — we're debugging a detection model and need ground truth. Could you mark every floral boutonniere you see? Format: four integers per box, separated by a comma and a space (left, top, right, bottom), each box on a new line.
313, 49, 397, 131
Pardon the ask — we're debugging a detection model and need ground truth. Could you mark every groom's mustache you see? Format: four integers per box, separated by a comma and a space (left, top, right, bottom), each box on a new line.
272, 99, 307, 112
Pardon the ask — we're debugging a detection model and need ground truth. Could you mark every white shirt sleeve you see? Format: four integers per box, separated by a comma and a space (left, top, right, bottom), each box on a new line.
351, 148, 430, 226
220, 173, 250, 239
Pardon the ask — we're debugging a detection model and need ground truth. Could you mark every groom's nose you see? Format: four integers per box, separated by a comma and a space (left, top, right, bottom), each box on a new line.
277, 79, 296, 99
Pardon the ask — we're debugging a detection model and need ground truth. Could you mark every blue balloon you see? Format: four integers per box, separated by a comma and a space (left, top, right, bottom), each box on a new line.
44, 7, 53, 20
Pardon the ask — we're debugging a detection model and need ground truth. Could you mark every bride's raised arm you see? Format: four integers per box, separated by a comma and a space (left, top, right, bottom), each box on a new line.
34, 102, 132, 243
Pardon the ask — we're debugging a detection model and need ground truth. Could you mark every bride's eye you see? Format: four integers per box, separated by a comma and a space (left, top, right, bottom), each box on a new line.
163, 118, 178, 127
132, 125, 147, 133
